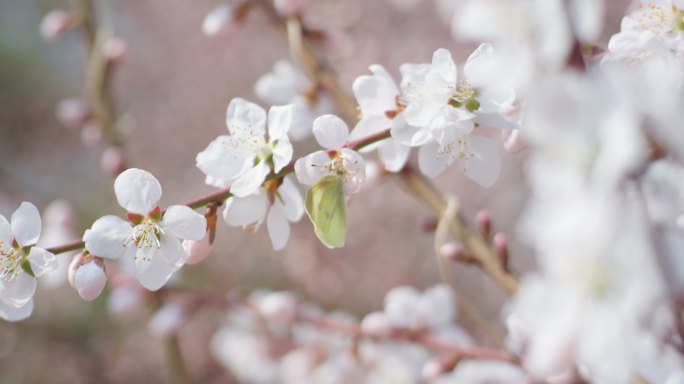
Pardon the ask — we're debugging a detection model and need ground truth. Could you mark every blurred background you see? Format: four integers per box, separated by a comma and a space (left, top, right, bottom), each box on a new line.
0, 0, 628, 382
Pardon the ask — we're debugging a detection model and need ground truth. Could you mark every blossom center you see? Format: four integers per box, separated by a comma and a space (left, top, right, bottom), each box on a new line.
438, 135, 476, 171
0, 241, 23, 282
635, 3, 684, 35
126, 221, 164, 263
448, 80, 480, 112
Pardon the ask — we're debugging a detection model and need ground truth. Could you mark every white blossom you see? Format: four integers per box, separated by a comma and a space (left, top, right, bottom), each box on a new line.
196, 98, 295, 197
83, 168, 207, 291
0, 202, 57, 321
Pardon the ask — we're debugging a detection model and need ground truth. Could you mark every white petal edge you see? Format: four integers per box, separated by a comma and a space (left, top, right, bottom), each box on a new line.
162, 205, 207, 241
312, 114, 349, 150
267, 206, 290, 251
0, 298, 33, 321
11, 202, 41, 247
230, 161, 271, 198
226, 97, 267, 136
114, 168, 163, 215
83, 215, 132, 260
0, 272, 37, 307
223, 191, 268, 227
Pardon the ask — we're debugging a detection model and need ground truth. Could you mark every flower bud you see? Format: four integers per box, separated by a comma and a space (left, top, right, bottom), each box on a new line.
501, 129, 527, 154
493, 232, 508, 268
104, 37, 127, 64
149, 301, 187, 337
421, 355, 458, 380
183, 234, 212, 265
56, 98, 90, 129
257, 291, 299, 324
202, 4, 247, 38
100, 147, 127, 176
360, 311, 393, 337
419, 216, 438, 233
81, 120, 103, 148
274, 0, 308, 17
476, 209, 491, 238
75, 259, 107, 301
440, 241, 474, 263
40, 10, 76, 41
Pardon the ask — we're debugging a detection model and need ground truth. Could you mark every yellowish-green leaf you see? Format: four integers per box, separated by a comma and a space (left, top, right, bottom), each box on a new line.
305, 175, 347, 249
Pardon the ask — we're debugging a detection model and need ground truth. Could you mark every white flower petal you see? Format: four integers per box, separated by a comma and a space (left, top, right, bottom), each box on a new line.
27, 247, 57, 277
226, 98, 267, 136
416, 284, 456, 328
390, 114, 431, 147
294, 151, 330, 186
418, 141, 451, 178
426, 48, 457, 97
0, 214, 12, 245
196, 135, 254, 183
135, 241, 180, 291
162, 205, 207, 241
459, 135, 501, 187
272, 137, 293, 173
463, 42, 495, 86
0, 298, 33, 321
158, 235, 186, 266
0, 272, 36, 307
267, 104, 295, 140
223, 191, 268, 226
312, 114, 349, 150
230, 161, 271, 198
11, 202, 41, 247
83, 215, 132, 260
379, 140, 410, 172
384, 286, 420, 328
114, 168, 163, 214
348, 115, 389, 151
277, 177, 304, 222
352, 65, 398, 117
267, 207, 290, 251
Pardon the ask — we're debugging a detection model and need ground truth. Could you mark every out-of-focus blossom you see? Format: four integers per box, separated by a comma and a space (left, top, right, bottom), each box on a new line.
255, 60, 331, 141
83, 168, 206, 290
0, 202, 57, 321
38, 199, 78, 287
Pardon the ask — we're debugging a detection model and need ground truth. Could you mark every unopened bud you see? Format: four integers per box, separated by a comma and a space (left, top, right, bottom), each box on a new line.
361, 311, 393, 337
274, 0, 308, 17
501, 129, 527, 154
68, 253, 107, 301
258, 291, 299, 324
419, 216, 438, 233
493, 232, 509, 269
81, 121, 103, 148
56, 98, 90, 129
476, 209, 491, 238
40, 10, 76, 41
182, 234, 212, 265
100, 147, 127, 176
149, 301, 186, 337
421, 355, 457, 380
104, 37, 127, 64
202, 4, 248, 37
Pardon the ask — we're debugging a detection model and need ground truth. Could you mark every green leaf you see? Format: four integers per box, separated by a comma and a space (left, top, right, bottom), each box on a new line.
20, 259, 34, 277
305, 175, 347, 249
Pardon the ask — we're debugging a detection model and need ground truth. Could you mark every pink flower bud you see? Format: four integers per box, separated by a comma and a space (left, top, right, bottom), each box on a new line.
439, 241, 467, 261
360, 311, 393, 337
182, 234, 212, 265
257, 291, 299, 324
149, 302, 186, 337
100, 147, 127, 176
202, 5, 240, 37
421, 358, 447, 380
74, 259, 107, 301
419, 216, 438, 233
274, 0, 308, 17
104, 37, 127, 64
81, 121, 103, 148
493, 232, 509, 268
501, 129, 527, 154
56, 98, 90, 129
40, 10, 75, 41
476, 209, 491, 238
